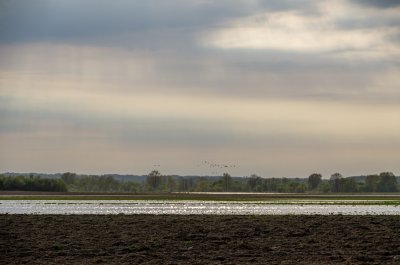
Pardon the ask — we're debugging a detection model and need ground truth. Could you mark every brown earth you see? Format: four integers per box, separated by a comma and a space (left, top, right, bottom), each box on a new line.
1, 214, 400, 264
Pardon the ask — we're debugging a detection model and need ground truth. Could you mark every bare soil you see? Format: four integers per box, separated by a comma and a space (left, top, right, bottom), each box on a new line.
1, 214, 400, 264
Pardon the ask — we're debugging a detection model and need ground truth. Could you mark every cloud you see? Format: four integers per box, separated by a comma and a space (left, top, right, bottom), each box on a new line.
203, 12, 380, 52
0, 0, 324, 47
0, 0, 260, 45
334, 2, 400, 34
1, 40, 399, 106
202, 1, 400, 57
352, 0, 400, 9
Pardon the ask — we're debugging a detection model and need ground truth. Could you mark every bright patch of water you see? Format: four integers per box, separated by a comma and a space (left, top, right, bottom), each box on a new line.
1, 200, 399, 215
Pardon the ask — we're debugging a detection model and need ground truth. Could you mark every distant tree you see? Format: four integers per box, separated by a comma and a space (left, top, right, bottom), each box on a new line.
146, 170, 162, 191
247, 174, 262, 192
164, 175, 177, 192
330, 173, 343, 192
194, 177, 209, 192
263, 178, 280, 192
178, 177, 194, 192
294, 183, 307, 193
102, 176, 119, 191
377, 172, 398, 192
340, 178, 358, 192
61, 172, 77, 185
230, 179, 247, 192
222, 173, 232, 192
308, 173, 322, 191
209, 179, 223, 192
356, 181, 366, 192
120, 181, 142, 192
365, 174, 379, 192
319, 180, 331, 193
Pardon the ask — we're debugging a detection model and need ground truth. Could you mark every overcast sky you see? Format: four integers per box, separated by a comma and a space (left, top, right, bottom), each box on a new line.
1, 0, 399, 177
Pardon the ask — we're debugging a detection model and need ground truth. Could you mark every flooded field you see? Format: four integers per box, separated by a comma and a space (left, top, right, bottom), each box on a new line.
1, 200, 399, 215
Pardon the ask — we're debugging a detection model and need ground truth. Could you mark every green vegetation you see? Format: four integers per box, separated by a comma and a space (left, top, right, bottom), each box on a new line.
365, 172, 398, 192
61, 173, 142, 193
0, 174, 67, 192
0, 171, 398, 195
324, 172, 398, 193
308, 173, 322, 191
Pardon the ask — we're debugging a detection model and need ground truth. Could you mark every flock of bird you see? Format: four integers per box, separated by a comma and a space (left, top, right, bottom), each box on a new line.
152, 161, 241, 175
201, 161, 240, 169
199, 161, 241, 175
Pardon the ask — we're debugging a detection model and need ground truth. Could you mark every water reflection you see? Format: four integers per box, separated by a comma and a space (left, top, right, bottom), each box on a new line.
0, 200, 399, 215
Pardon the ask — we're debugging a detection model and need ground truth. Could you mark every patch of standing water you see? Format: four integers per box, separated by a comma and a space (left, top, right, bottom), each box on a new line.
0, 200, 399, 215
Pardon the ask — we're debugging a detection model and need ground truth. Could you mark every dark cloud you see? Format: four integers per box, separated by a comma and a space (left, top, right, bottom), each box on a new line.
0, 0, 318, 45
0, 0, 246, 44
352, 0, 400, 9
336, 1, 400, 30
257, 0, 314, 11
335, 16, 400, 30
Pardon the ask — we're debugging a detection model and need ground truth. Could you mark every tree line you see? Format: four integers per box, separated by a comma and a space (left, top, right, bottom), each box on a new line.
307, 172, 398, 193
0, 175, 67, 192
144, 171, 398, 193
0, 171, 398, 193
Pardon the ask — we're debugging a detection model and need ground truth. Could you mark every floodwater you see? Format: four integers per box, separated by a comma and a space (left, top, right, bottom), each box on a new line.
1, 200, 399, 215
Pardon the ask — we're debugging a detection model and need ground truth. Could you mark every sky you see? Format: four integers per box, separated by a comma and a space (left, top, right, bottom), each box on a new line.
0, 0, 399, 178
